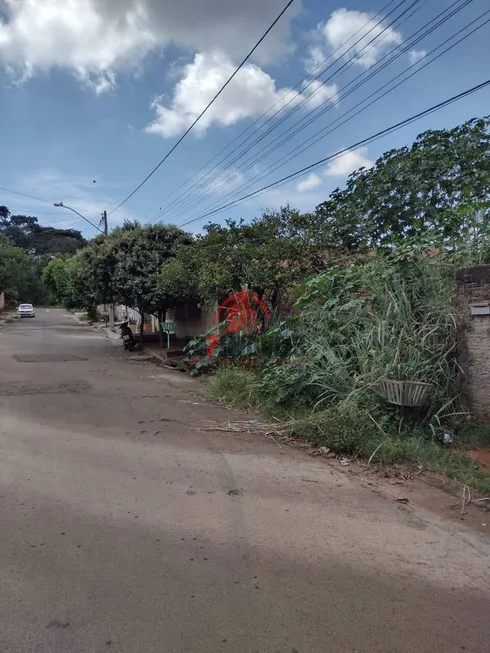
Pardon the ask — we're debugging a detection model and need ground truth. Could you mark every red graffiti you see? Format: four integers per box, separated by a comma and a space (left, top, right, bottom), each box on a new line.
206, 290, 270, 357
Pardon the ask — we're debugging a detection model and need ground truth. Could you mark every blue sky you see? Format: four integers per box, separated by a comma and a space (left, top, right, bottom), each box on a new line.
0, 0, 489, 237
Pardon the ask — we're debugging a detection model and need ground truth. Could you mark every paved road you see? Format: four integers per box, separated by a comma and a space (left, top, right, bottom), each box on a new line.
1, 310, 489, 653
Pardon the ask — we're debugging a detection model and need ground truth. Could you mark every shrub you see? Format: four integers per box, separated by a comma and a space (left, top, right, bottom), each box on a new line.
208, 367, 261, 409
285, 400, 380, 454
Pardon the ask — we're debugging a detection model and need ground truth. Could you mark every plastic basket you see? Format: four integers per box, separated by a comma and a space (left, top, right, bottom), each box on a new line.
377, 380, 434, 407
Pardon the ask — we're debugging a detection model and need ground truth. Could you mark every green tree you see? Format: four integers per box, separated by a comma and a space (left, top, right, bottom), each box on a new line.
315, 117, 490, 249
157, 249, 199, 309
109, 223, 193, 345
66, 251, 100, 319
0, 207, 86, 255
0, 243, 45, 306
0, 204, 87, 307
42, 257, 71, 305
194, 207, 326, 308
48, 222, 194, 335
42, 247, 107, 319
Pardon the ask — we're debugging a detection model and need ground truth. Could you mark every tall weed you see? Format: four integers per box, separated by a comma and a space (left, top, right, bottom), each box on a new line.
261, 252, 460, 422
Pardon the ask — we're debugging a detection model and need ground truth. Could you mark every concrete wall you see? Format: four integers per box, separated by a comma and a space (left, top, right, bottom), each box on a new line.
456, 265, 490, 419
173, 301, 215, 339
102, 301, 214, 339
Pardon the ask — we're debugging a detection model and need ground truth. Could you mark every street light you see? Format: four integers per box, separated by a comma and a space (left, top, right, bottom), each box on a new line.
53, 202, 104, 233
54, 202, 113, 326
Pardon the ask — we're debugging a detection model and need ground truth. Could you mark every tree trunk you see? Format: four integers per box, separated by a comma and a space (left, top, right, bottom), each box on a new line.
139, 312, 145, 350
270, 288, 279, 310
158, 310, 165, 349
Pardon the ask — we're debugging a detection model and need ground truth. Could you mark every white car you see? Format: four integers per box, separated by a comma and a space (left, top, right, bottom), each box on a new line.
18, 303, 35, 318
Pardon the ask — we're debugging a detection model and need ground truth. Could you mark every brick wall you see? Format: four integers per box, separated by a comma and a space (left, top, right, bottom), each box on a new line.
456, 265, 490, 419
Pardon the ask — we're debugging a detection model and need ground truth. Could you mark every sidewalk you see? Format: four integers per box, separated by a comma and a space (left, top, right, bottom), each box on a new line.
0, 311, 17, 329
142, 339, 188, 357
99, 323, 188, 362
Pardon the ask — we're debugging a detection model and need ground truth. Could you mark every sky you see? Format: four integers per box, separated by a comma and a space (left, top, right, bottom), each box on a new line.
0, 0, 489, 237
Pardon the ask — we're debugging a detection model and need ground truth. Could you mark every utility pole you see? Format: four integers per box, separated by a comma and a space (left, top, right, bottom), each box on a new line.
102, 210, 108, 235
101, 210, 114, 330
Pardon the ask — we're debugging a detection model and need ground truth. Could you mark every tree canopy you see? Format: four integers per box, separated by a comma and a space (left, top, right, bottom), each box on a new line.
109, 222, 193, 328
0, 203, 88, 307
0, 243, 46, 305
0, 206, 87, 256
44, 221, 194, 339
186, 206, 328, 309
39, 114, 490, 327
315, 116, 490, 249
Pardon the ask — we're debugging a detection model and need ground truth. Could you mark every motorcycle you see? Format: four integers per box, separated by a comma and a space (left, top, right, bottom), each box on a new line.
119, 321, 135, 351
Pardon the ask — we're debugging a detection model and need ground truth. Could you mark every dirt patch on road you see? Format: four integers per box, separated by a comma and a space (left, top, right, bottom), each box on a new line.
12, 354, 89, 363
0, 312, 17, 328
0, 380, 91, 396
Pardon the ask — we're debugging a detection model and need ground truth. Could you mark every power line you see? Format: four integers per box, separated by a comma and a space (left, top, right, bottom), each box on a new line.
0, 207, 99, 229
108, 0, 298, 216
41, 222, 82, 229
40, 217, 82, 224
1, 185, 104, 233
0, 208, 79, 219
175, 2, 486, 223
178, 77, 490, 228
150, 0, 426, 223
170, 0, 474, 221
145, 0, 411, 223
166, 0, 435, 222
53, 202, 103, 233
10, 211, 79, 217
0, 185, 52, 204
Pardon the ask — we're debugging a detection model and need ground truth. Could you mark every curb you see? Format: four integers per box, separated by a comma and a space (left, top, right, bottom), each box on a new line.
148, 350, 188, 373
87, 323, 123, 347
149, 351, 168, 364
104, 328, 123, 347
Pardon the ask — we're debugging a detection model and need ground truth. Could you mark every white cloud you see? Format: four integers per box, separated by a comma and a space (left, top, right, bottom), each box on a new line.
297, 173, 322, 193
296, 148, 373, 193
305, 44, 325, 73
310, 8, 402, 70
0, 0, 301, 90
145, 51, 338, 137
324, 147, 374, 177
408, 49, 426, 64
204, 169, 245, 195
87, 71, 117, 95
302, 79, 339, 109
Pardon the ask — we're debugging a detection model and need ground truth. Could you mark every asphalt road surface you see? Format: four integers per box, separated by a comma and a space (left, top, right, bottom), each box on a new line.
1, 309, 489, 653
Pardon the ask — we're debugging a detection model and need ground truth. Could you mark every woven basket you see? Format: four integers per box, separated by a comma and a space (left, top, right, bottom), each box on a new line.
377, 380, 434, 407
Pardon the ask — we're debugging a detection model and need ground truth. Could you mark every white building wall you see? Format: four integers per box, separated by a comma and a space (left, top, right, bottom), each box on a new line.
99, 301, 214, 338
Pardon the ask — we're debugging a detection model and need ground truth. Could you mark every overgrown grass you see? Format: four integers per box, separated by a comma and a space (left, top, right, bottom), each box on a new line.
207, 365, 304, 420
209, 367, 490, 495
204, 249, 490, 495
264, 253, 461, 419
456, 420, 490, 448
285, 403, 490, 495
208, 367, 262, 410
